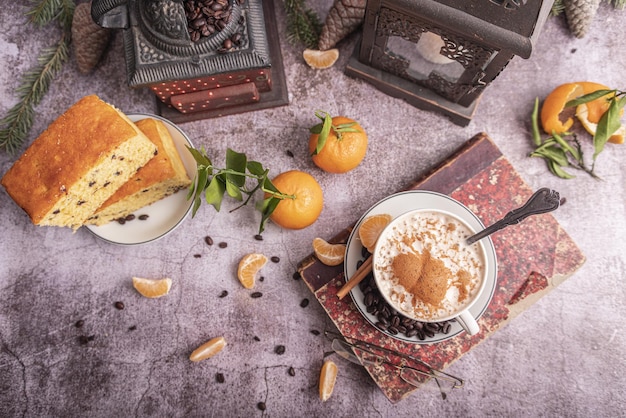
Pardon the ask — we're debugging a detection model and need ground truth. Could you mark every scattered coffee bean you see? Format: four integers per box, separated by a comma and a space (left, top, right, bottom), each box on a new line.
254, 234, 263, 241
253, 336, 261, 342
286, 150, 294, 158
138, 214, 149, 220
292, 272, 301, 281
218, 242, 228, 248
78, 335, 89, 345
250, 292, 263, 298
300, 298, 309, 308
216, 372, 225, 383
75, 319, 84, 328
125, 214, 135, 222
219, 290, 228, 298
257, 402, 266, 411
128, 325, 137, 331
274, 345, 286, 355
288, 366, 296, 376
117, 218, 126, 225
270, 256, 280, 263
310, 329, 320, 336
259, 276, 265, 282
204, 236, 213, 246
114, 301, 125, 310
560, 197, 567, 206
87, 335, 95, 342
193, 254, 202, 258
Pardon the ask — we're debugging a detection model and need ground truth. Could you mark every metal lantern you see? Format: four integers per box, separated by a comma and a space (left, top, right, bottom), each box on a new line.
346, 0, 554, 126
91, 0, 287, 122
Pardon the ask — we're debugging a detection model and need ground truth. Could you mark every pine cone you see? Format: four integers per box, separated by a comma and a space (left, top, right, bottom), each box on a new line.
72, 1, 112, 74
563, 0, 601, 38
318, 0, 367, 51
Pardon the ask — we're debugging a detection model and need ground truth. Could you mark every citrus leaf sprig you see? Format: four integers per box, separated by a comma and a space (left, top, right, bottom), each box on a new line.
0, 0, 76, 154
309, 110, 359, 155
529, 89, 625, 179
186, 147, 293, 234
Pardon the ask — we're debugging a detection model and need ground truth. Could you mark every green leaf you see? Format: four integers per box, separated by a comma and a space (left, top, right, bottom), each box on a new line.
205, 176, 226, 211
565, 90, 615, 108
593, 95, 626, 161
225, 148, 247, 187
309, 123, 323, 134
186, 146, 212, 168
225, 178, 243, 200
548, 159, 575, 179
531, 97, 542, 146
247, 160, 266, 176
258, 197, 281, 234
312, 111, 332, 155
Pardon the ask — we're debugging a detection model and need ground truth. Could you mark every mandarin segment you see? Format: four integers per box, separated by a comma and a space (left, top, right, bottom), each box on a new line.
132, 277, 172, 298
319, 359, 338, 401
303, 48, 339, 69
358, 214, 392, 253
312, 237, 346, 266
189, 336, 227, 362
237, 253, 268, 289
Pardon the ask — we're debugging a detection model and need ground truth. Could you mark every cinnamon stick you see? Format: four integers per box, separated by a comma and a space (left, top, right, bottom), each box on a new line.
337, 256, 373, 300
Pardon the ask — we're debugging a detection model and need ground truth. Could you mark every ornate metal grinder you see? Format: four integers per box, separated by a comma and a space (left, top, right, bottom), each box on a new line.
345, 0, 554, 126
91, 0, 287, 121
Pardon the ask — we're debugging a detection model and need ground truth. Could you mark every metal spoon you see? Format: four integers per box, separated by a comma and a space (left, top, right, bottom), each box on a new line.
466, 188, 561, 245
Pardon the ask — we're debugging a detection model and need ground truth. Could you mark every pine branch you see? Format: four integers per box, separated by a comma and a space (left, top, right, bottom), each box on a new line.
0, 0, 75, 154
283, 0, 322, 49
0, 31, 71, 154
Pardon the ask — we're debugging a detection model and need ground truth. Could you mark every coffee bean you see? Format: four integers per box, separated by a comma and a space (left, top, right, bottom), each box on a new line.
254, 234, 263, 241
128, 325, 137, 331
114, 301, 125, 310
250, 292, 262, 298
223, 39, 232, 50
117, 218, 126, 225
218, 242, 227, 248
270, 256, 280, 263
253, 336, 260, 342
138, 214, 149, 220
257, 402, 266, 411
78, 335, 89, 345
75, 320, 84, 328
193, 254, 202, 258
292, 272, 301, 281
310, 329, 320, 336
216, 373, 225, 383
125, 214, 135, 221
300, 298, 309, 308
259, 276, 265, 282
274, 345, 286, 355
288, 367, 295, 376
204, 236, 213, 246
218, 290, 228, 298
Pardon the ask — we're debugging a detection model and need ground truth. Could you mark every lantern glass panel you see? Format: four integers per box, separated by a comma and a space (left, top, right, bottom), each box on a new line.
386, 32, 465, 83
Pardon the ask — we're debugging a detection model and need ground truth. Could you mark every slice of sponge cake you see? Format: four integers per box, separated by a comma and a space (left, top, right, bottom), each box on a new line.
1, 95, 158, 229
86, 118, 192, 225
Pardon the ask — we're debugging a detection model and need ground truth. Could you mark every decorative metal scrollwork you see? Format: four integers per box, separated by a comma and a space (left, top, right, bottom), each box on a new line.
488, 0, 527, 10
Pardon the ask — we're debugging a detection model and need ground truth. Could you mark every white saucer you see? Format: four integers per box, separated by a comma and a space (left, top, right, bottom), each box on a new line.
85, 114, 196, 245
344, 190, 498, 344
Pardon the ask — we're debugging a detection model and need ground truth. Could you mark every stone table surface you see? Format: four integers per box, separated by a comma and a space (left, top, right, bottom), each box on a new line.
1, 1, 625, 417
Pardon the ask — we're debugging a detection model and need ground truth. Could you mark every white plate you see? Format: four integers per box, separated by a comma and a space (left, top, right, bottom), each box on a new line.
344, 190, 498, 344
85, 114, 196, 245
